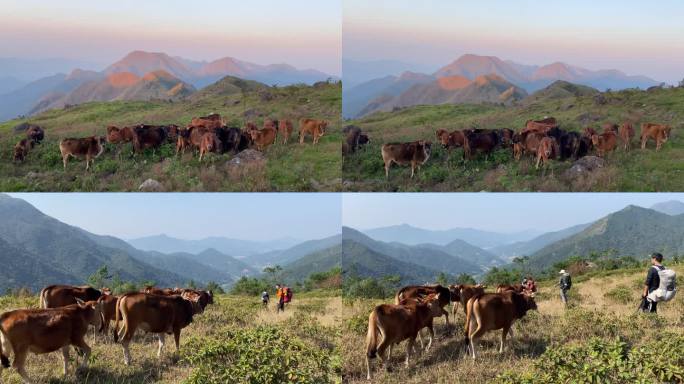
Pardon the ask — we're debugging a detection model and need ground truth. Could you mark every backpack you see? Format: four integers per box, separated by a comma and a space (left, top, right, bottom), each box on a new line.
561, 274, 572, 290
647, 266, 677, 302
283, 287, 292, 303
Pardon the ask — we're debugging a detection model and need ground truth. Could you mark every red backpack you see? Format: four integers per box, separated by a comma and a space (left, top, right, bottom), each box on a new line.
283, 287, 293, 303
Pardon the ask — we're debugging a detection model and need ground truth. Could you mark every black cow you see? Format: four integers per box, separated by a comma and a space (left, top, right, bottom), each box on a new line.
464, 129, 500, 159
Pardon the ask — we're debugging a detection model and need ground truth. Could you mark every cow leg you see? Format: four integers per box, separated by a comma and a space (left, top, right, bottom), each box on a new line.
410, 161, 416, 178
405, 338, 415, 368
122, 340, 132, 366
442, 309, 451, 335
12, 347, 30, 384
61, 346, 70, 376
157, 334, 166, 358
74, 339, 91, 369
535, 153, 541, 169
173, 329, 181, 353
62, 154, 69, 170
384, 160, 391, 179
468, 319, 485, 359
425, 325, 434, 352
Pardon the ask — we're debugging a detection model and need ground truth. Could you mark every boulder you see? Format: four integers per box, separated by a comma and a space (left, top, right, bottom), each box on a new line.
564, 156, 605, 178
138, 178, 165, 192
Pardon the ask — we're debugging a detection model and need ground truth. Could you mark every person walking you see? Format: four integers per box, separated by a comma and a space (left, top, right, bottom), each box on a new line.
558, 269, 571, 306
275, 284, 285, 313
641, 252, 677, 313
261, 290, 270, 307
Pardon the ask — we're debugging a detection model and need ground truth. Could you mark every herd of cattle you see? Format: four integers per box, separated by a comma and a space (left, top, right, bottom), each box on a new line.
343, 117, 673, 179
12, 114, 329, 170
365, 283, 537, 379
0, 284, 213, 382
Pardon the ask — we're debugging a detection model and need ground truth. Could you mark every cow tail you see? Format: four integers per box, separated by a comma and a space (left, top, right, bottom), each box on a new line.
463, 296, 476, 345
0, 326, 9, 368
113, 295, 124, 342
366, 308, 380, 359
39, 287, 49, 309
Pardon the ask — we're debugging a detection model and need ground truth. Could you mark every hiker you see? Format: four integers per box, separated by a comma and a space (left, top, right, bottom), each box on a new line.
558, 270, 571, 305
275, 284, 285, 313
641, 253, 678, 313
283, 286, 293, 307
261, 290, 270, 307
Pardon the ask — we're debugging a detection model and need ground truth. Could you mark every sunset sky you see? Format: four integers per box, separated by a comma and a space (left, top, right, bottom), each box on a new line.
344, 0, 684, 83
1, 0, 341, 75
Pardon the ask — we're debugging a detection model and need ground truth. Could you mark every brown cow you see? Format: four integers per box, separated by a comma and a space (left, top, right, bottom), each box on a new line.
113, 292, 197, 365
583, 127, 598, 138
463, 129, 500, 159
263, 119, 278, 130
142, 286, 182, 296
365, 294, 443, 379
245, 122, 258, 132
495, 284, 524, 294
381, 141, 432, 179
132, 125, 167, 152
449, 284, 486, 316
139, 287, 213, 314
523, 117, 558, 134
343, 125, 369, 155
435, 129, 466, 155
591, 131, 618, 156
514, 131, 544, 161
106, 126, 135, 144
0, 300, 104, 382
299, 118, 327, 144
536, 136, 560, 169
278, 119, 294, 144
191, 113, 223, 130
199, 132, 220, 161
640, 123, 672, 151
249, 127, 277, 151
97, 293, 119, 335
176, 128, 191, 155
395, 285, 452, 333
13, 139, 34, 162
25, 125, 45, 144
464, 291, 537, 359
602, 123, 619, 133
618, 122, 635, 151
59, 136, 105, 171
40, 285, 103, 308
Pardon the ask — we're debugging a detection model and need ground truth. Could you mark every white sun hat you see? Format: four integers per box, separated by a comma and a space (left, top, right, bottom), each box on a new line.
559, 269, 566, 274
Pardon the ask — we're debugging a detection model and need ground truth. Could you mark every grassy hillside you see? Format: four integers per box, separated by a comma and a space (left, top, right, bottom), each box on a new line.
0, 79, 341, 191
341, 264, 684, 383
0, 293, 342, 383
343, 86, 684, 191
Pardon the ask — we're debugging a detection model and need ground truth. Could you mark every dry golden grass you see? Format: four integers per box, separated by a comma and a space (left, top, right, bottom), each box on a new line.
0, 294, 342, 384
341, 265, 684, 383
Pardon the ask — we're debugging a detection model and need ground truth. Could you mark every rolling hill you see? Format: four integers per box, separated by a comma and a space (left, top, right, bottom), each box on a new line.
281, 244, 342, 283
527, 206, 684, 271
418, 238, 505, 268
246, 234, 342, 269
650, 200, 684, 216
489, 223, 592, 261
127, 234, 299, 258
0, 194, 185, 290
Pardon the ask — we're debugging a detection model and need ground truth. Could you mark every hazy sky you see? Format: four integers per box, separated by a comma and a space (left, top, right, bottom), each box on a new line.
9, 193, 342, 241
1, 0, 341, 75
344, 0, 684, 83
343, 193, 684, 233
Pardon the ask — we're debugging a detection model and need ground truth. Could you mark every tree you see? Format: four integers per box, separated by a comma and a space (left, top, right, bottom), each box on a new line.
187, 280, 197, 289
87, 265, 112, 288
436, 272, 449, 286
454, 273, 476, 285
263, 265, 283, 284
205, 281, 225, 295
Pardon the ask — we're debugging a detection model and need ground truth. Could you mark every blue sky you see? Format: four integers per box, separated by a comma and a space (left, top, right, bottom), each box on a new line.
343, 193, 684, 233
9, 193, 342, 241
0, 0, 341, 75
344, 0, 684, 83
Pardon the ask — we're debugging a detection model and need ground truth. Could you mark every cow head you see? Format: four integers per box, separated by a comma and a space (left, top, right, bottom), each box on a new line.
421, 141, 432, 161
76, 298, 105, 330
511, 292, 537, 318
661, 126, 672, 142
424, 293, 444, 318
358, 134, 370, 147
318, 121, 328, 136
448, 285, 461, 303
591, 134, 601, 147
435, 129, 449, 146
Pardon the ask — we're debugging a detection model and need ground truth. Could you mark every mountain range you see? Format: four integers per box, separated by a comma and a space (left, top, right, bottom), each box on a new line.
346, 201, 684, 283
0, 194, 341, 292
343, 54, 660, 118
0, 50, 334, 122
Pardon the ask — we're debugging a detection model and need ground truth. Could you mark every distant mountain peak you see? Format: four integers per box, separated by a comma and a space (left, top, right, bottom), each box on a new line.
437, 75, 471, 90
650, 200, 684, 216
107, 72, 140, 87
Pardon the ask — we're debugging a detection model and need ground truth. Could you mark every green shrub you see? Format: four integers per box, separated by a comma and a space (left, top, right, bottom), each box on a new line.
604, 284, 636, 305
182, 326, 339, 384
498, 334, 684, 384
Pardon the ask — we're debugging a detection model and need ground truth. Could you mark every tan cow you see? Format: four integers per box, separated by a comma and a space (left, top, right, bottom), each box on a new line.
523, 117, 557, 134
113, 292, 198, 365
199, 132, 220, 161
0, 300, 104, 382
13, 139, 34, 162
464, 291, 537, 359
591, 131, 618, 156
619, 122, 635, 151
449, 284, 486, 316
97, 293, 119, 335
249, 127, 277, 151
299, 118, 327, 144
40, 285, 103, 308
536, 136, 560, 169
278, 120, 294, 144
381, 141, 432, 179
191, 113, 223, 130
640, 123, 672, 151
59, 136, 105, 171
106, 126, 135, 144
365, 294, 443, 379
